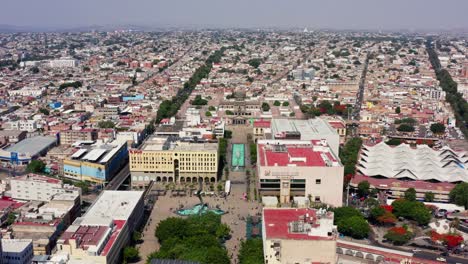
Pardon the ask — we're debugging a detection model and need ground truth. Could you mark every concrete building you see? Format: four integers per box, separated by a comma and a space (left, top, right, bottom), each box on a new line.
8, 120, 38, 133
130, 136, 218, 189
262, 208, 337, 264
54, 191, 144, 264
62, 141, 128, 183
0, 136, 57, 165
8, 87, 45, 97
12, 196, 80, 255
0, 130, 27, 145
60, 129, 98, 146
1, 239, 34, 264
253, 119, 271, 140
353, 142, 468, 202
49, 58, 77, 68
270, 118, 340, 155
257, 139, 343, 207
10, 174, 81, 203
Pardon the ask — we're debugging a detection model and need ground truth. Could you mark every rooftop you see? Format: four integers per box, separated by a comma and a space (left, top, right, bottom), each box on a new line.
69, 141, 126, 164
271, 118, 337, 139
80, 190, 143, 226
1, 239, 32, 253
12, 174, 62, 185
253, 119, 271, 128
263, 208, 336, 240
358, 142, 468, 182
140, 136, 218, 152
6, 136, 56, 155
257, 140, 340, 167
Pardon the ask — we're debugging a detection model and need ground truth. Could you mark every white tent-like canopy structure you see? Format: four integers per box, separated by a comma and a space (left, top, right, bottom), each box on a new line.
358, 142, 468, 182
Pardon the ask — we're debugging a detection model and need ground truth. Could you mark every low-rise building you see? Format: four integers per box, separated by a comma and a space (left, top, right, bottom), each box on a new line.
1, 239, 34, 264
0, 136, 57, 165
270, 118, 340, 154
262, 208, 337, 264
0, 130, 27, 145
54, 191, 144, 264
62, 141, 128, 183
60, 129, 98, 146
130, 136, 218, 189
10, 174, 81, 203
257, 139, 343, 207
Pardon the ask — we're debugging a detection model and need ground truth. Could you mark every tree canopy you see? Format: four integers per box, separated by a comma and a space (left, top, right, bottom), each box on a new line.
149, 213, 230, 264
449, 182, 468, 209
430, 123, 446, 134
191, 95, 208, 106
238, 238, 264, 264
26, 160, 46, 173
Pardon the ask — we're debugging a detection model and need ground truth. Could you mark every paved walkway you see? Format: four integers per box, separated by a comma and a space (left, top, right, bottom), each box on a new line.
137, 124, 260, 264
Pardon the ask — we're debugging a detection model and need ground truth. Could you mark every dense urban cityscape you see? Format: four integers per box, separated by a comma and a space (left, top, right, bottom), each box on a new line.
0, 1, 468, 264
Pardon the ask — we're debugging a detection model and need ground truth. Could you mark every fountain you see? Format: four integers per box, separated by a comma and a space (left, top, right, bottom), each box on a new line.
176, 182, 226, 216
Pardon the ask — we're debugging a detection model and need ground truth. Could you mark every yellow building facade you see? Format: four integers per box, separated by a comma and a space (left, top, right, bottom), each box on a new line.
129, 140, 218, 189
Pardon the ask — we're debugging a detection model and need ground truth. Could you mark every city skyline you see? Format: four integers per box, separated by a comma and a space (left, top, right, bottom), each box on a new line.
1, 0, 468, 31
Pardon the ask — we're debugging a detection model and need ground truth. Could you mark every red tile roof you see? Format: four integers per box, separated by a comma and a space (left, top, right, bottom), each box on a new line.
254, 119, 271, 128
328, 121, 345, 129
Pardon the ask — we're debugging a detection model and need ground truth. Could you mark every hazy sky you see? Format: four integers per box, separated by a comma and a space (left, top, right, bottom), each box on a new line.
1, 0, 467, 30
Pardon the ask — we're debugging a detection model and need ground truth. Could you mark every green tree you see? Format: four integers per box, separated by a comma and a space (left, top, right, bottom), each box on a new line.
404, 188, 417, 202
397, 124, 415, 132
282, 101, 289, 106
98, 120, 115, 128
337, 216, 370, 239
238, 238, 264, 264
5, 212, 16, 226
205, 111, 212, 117
425, 192, 435, 202
208, 105, 216, 111
39, 108, 50, 115
26, 160, 46, 173
333, 206, 362, 224
123, 246, 140, 263
225, 110, 234, 115
449, 182, 468, 209
261, 102, 270, 112
430, 123, 446, 134
132, 231, 142, 243
273, 100, 281, 106
248, 58, 262, 68
395, 106, 401, 114
191, 95, 208, 106
370, 206, 386, 221
357, 181, 370, 197
386, 138, 402, 146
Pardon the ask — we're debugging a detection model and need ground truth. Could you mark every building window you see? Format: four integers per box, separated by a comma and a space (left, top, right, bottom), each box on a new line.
315, 179, 321, 184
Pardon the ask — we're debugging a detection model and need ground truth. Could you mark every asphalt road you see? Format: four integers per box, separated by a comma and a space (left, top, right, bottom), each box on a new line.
105, 163, 130, 190
414, 251, 468, 264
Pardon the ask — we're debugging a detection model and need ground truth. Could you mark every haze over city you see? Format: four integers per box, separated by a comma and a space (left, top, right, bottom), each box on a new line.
1, 0, 468, 30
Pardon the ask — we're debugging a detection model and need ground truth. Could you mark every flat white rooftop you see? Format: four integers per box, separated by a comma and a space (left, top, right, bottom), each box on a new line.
80, 190, 144, 226
1, 239, 32, 253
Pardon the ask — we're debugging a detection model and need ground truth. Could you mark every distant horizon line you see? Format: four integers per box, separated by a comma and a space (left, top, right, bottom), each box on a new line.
0, 23, 467, 34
